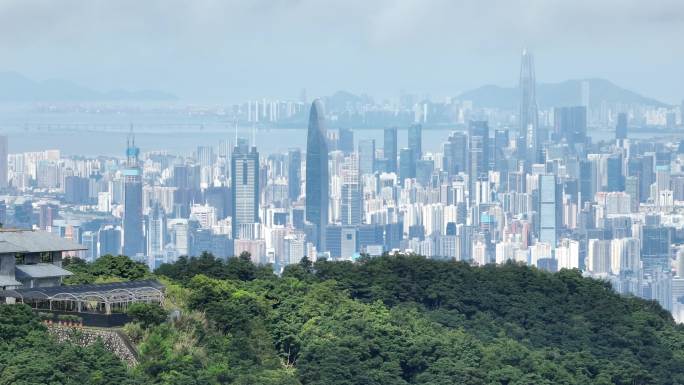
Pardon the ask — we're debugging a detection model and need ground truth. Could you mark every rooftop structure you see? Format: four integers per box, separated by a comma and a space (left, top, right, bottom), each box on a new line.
0, 229, 85, 290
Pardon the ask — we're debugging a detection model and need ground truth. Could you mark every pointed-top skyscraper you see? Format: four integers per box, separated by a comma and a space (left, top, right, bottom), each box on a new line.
123, 130, 144, 257
305, 99, 329, 252
519, 49, 538, 162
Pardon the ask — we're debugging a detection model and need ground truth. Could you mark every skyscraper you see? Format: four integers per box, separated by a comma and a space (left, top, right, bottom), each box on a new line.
408, 124, 422, 162
123, 133, 144, 257
146, 202, 167, 260
538, 174, 560, 246
616, 112, 628, 140
606, 154, 625, 192
338, 128, 354, 154
341, 153, 361, 226
358, 139, 375, 175
383, 127, 398, 173
287, 148, 301, 202
231, 143, 260, 239
305, 99, 329, 252
399, 148, 415, 186
443, 132, 467, 175
0, 135, 7, 190
554, 106, 587, 145
468, 121, 489, 202
519, 49, 538, 161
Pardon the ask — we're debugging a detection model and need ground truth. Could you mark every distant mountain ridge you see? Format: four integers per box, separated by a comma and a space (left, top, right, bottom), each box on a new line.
456, 78, 668, 109
0, 71, 177, 102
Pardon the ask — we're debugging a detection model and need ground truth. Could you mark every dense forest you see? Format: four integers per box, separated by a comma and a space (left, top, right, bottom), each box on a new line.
2, 253, 684, 384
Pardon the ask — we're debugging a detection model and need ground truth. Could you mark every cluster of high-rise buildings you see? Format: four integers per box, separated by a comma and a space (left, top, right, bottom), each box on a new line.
1, 51, 684, 321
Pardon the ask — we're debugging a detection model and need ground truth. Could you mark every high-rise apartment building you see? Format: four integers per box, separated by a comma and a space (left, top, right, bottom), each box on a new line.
358, 139, 375, 175
287, 148, 301, 202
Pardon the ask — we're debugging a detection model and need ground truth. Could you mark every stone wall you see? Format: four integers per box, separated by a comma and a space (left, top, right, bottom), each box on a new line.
47, 325, 139, 367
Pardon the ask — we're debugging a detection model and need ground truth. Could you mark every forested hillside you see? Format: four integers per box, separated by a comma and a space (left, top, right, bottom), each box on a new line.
2, 253, 684, 384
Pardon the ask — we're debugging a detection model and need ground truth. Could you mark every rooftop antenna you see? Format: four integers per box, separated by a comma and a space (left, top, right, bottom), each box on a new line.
251, 123, 256, 147
234, 120, 238, 145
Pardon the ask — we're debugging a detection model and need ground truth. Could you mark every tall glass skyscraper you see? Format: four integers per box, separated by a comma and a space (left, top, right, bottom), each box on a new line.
519, 49, 538, 162
305, 99, 329, 252
231, 143, 260, 239
537, 174, 560, 246
383, 127, 398, 173
123, 133, 144, 257
468, 121, 489, 202
399, 148, 415, 186
408, 124, 422, 162
616, 112, 628, 140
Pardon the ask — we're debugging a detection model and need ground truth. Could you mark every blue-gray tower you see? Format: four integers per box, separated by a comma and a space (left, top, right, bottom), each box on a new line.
305, 99, 329, 252
123, 131, 144, 257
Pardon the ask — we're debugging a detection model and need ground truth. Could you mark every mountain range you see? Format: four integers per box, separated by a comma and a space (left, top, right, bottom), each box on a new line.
455, 78, 668, 109
0, 72, 177, 102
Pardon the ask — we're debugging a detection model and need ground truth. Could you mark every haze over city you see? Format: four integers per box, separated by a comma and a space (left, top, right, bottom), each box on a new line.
1, 0, 683, 102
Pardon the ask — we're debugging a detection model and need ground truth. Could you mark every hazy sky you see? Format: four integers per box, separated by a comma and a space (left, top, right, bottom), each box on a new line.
1, 0, 682, 103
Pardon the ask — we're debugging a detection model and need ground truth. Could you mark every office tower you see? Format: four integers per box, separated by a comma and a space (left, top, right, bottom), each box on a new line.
408, 124, 422, 162
341, 227, 357, 259
341, 153, 361, 226
287, 149, 301, 202
305, 99, 329, 252
443, 132, 467, 175
519, 49, 538, 160
204, 186, 230, 220
99, 226, 122, 257
64, 176, 90, 204
642, 226, 672, 274
537, 174, 560, 246
123, 133, 144, 257
147, 202, 167, 260
554, 106, 587, 145
383, 127, 398, 173
468, 121, 489, 202
399, 148, 415, 186
416, 159, 434, 187
173, 164, 190, 189
628, 155, 654, 203
339, 128, 354, 154
358, 139, 375, 175
616, 113, 628, 140
494, 128, 509, 166
231, 144, 260, 239
325, 225, 342, 259
357, 224, 384, 252
606, 155, 625, 192
0, 135, 6, 189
